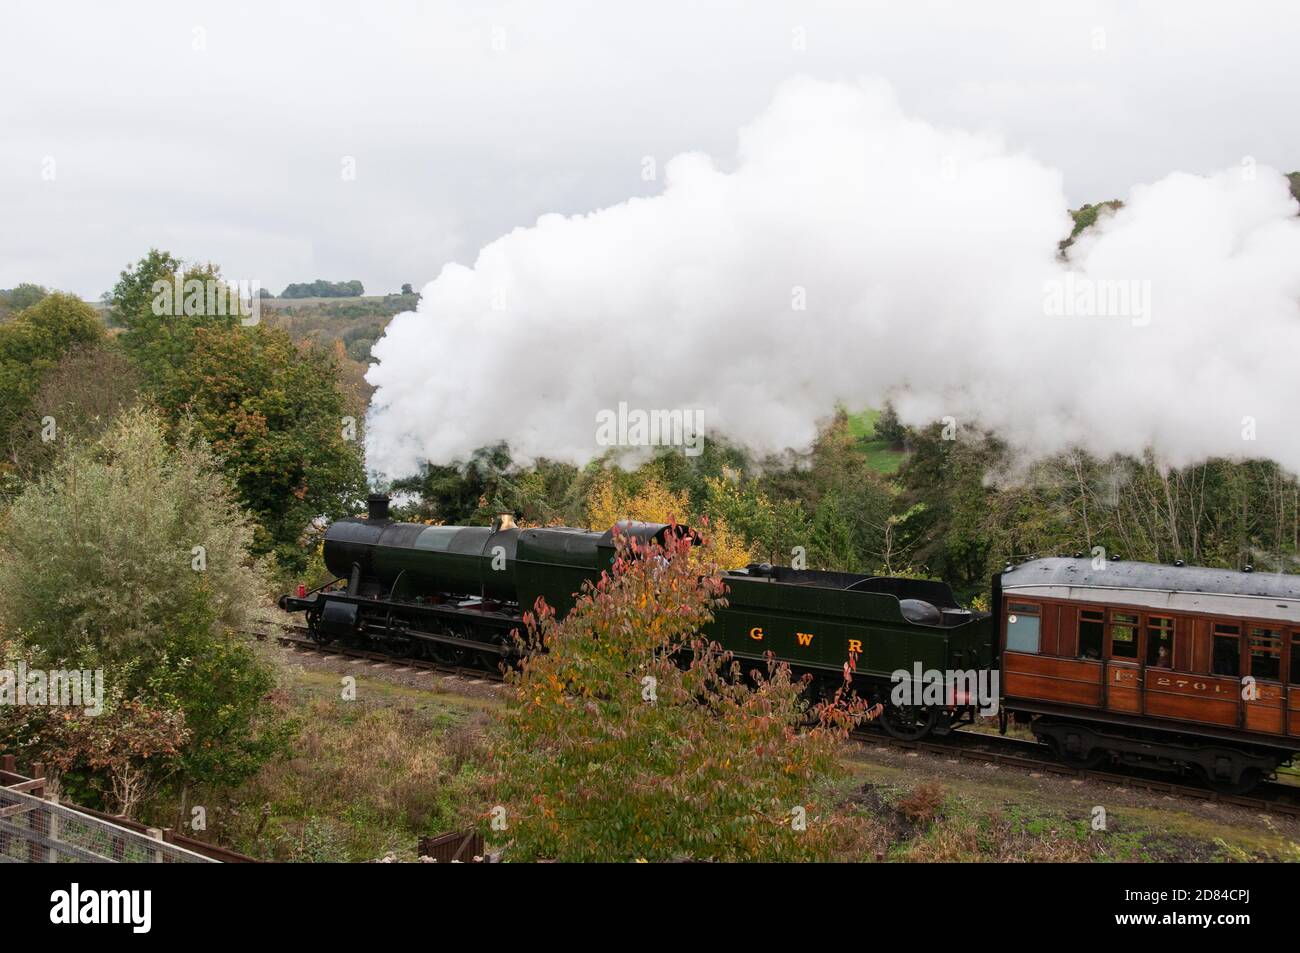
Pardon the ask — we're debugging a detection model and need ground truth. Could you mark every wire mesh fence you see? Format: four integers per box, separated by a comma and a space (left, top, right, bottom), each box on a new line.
0, 783, 217, 863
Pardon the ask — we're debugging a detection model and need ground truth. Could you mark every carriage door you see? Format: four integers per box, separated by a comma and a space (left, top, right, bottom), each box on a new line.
1289, 631, 1300, 737
1103, 610, 1142, 713
1243, 625, 1285, 735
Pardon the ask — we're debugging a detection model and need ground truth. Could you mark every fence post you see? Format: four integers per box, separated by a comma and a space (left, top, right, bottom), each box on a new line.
48, 794, 61, 862
147, 827, 165, 863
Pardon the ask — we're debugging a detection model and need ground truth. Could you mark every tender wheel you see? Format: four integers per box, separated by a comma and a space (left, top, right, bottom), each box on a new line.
880, 704, 940, 741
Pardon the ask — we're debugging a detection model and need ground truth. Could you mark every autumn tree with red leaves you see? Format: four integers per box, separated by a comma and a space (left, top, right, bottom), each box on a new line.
485, 530, 870, 861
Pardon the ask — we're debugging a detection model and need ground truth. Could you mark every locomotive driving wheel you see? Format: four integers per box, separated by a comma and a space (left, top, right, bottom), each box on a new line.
428, 630, 469, 667
880, 704, 940, 741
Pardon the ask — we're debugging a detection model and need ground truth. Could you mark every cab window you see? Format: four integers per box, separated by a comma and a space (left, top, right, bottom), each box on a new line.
1006, 602, 1041, 654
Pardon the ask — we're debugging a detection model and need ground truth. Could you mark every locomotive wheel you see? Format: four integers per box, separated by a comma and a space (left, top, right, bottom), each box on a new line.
385, 637, 415, 660
880, 704, 940, 741
306, 608, 332, 647
429, 640, 468, 667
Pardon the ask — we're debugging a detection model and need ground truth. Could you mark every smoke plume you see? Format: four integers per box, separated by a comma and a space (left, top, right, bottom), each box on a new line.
365, 77, 1300, 478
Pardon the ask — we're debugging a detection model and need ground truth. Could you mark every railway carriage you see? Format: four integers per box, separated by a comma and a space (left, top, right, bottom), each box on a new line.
996, 557, 1300, 792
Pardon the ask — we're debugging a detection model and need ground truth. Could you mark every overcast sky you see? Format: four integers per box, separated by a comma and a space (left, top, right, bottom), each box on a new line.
3, 0, 1298, 299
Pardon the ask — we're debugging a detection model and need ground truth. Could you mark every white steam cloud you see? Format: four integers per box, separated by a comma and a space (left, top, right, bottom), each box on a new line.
365, 77, 1300, 478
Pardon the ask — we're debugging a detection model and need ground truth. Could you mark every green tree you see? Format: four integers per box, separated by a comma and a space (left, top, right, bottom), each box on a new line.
110, 249, 235, 388
0, 407, 288, 801
107, 249, 365, 569
0, 407, 263, 665
872, 401, 907, 449
0, 282, 50, 317
280, 279, 364, 298
107, 247, 181, 331
1059, 199, 1124, 255
0, 292, 105, 462
163, 324, 366, 567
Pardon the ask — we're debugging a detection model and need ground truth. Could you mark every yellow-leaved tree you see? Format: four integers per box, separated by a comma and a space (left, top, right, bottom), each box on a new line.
585, 473, 756, 570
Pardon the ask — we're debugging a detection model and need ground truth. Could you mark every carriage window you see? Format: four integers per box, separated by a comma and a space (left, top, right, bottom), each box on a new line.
1108, 612, 1138, 660
1249, 627, 1282, 682
1078, 610, 1104, 660
1212, 624, 1241, 677
1006, 602, 1041, 654
1291, 633, 1300, 685
1146, 617, 1174, 668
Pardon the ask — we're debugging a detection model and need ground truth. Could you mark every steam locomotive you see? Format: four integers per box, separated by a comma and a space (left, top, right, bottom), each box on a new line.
279, 494, 1300, 793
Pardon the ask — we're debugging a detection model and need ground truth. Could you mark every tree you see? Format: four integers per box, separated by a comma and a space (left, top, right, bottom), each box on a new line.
108, 249, 181, 325
161, 324, 366, 567
110, 249, 236, 389
279, 279, 364, 298
106, 250, 365, 568
0, 637, 190, 815
0, 407, 263, 666
400, 283, 414, 295
485, 532, 870, 861
0, 282, 49, 317
7, 342, 141, 481
0, 408, 288, 803
0, 292, 105, 463
699, 474, 809, 565
586, 471, 756, 569
872, 401, 907, 450
1059, 199, 1124, 256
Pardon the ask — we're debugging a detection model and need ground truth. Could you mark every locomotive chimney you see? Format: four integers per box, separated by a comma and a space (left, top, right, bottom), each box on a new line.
367, 493, 391, 521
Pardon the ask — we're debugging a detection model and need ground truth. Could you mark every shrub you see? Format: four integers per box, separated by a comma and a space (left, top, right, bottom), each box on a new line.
485, 531, 870, 861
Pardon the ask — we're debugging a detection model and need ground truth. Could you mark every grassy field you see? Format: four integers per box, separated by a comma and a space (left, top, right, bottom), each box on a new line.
199, 658, 499, 862
844, 741, 1300, 862
846, 408, 907, 475
192, 652, 1297, 862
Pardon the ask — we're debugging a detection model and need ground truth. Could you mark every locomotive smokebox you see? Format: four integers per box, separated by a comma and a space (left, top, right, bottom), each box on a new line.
367, 493, 391, 521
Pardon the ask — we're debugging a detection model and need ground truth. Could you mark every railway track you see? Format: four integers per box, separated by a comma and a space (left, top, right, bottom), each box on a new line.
854, 725, 1300, 818
247, 624, 507, 684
